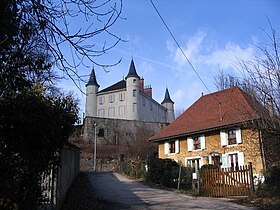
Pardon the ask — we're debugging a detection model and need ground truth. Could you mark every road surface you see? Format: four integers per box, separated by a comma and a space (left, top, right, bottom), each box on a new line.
87, 172, 256, 210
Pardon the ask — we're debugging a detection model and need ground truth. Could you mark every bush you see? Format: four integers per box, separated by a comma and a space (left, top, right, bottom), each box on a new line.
257, 166, 280, 196
146, 158, 179, 188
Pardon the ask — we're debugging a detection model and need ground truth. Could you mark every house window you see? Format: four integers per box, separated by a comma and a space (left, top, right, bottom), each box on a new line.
187, 135, 205, 151
133, 89, 137, 97
99, 96, 104, 105
220, 128, 242, 146
221, 152, 244, 169
228, 129, 237, 145
109, 94, 115, 103
186, 158, 200, 170
193, 137, 201, 150
169, 140, 175, 153
229, 153, 239, 169
119, 106, 125, 116
164, 140, 179, 154
133, 103, 137, 112
98, 109, 105, 117
108, 107, 115, 117
120, 93, 125, 101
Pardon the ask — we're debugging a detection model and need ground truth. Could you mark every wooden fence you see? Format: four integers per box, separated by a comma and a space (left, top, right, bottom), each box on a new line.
199, 164, 254, 197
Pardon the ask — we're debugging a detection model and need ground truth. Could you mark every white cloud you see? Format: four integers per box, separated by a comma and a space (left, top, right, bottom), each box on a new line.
172, 31, 207, 66
168, 31, 256, 75
201, 42, 255, 70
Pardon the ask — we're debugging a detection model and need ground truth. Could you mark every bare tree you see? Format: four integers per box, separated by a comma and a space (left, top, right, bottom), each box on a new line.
214, 69, 239, 90
2, 0, 124, 89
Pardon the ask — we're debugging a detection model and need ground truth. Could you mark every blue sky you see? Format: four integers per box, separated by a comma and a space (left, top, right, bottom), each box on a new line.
59, 0, 280, 119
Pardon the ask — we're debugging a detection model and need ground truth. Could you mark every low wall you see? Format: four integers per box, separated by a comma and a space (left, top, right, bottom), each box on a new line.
56, 146, 80, 209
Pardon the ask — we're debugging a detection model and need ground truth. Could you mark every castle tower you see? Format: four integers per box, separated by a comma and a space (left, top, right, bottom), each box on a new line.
161, 88, 175, 123
125, 59, 140, 120
85, 67, 100, 117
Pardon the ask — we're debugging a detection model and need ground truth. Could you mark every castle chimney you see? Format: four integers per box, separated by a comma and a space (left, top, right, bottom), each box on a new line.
139, 78, 144, 92
144, 85, 152, 98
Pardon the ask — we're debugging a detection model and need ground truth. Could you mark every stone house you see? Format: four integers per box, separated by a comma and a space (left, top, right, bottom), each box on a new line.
149, 87, 267, 177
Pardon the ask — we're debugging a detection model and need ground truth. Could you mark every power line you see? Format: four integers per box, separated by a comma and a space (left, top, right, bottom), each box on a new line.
149, 0, 212, 94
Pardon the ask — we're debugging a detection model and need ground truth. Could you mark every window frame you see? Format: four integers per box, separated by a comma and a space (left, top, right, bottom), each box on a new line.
164, 140, 180, 155
99, 96, 104, 105
119, 105, 125, 116
119, 92, 125, 101
109, 94, 115, 103
108, 107, 115, 117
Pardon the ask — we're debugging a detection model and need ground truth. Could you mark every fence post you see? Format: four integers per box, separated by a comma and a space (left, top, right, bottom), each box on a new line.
197, 169, 200, 195
249, 162, 255, 193
177, 166, 182, 190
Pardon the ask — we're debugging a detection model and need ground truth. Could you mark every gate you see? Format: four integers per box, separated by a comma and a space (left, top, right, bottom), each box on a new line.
199, 163, 254, 197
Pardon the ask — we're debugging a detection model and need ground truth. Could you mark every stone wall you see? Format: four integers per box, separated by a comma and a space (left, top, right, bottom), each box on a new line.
82, 116, 168, 145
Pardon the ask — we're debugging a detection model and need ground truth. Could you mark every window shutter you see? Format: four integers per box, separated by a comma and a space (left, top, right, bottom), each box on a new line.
220, 130, 228, 146
221, 154, 228, 168
200, 135, 206, 150
175, 140, 180, 154
187, 138, 193, 152
238, 152, 245, 166
164, 142, 169, 155
236, 128, 242, 144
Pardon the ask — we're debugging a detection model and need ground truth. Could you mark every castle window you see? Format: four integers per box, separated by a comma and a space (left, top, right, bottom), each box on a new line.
133, 89, 137, 97
120, 93, 125, 101
133, 103, 137, 112
150, 102, 153, 110
143, 97, 145, 106
108, 107, 115, 117
119, 106, 125, 116
109, 94, 115, 103
133, 79, 136, 83
98, 109, 105, 117
99, 96, 104, 105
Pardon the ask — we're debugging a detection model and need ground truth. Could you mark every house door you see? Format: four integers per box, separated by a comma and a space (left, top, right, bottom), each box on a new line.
212, 156, 221, 167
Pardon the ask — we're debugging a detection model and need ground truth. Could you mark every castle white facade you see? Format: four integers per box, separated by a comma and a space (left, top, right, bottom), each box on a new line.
85, 60, 175, 123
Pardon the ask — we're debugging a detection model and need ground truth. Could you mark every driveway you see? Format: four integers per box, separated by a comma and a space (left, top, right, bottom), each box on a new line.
87, 172, 256, 210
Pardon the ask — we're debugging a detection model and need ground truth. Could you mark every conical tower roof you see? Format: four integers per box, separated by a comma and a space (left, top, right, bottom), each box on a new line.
125, 59, 140, 79
86, 67, 100, 87
161, 88, 174, 104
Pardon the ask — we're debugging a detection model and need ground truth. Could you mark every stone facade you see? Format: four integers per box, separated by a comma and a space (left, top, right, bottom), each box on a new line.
158, 127, 265, 175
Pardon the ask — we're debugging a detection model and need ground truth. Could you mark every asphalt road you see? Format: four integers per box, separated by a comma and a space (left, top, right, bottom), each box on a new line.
87, 172, 257, 210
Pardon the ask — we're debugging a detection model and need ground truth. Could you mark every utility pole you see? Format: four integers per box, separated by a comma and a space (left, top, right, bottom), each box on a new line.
93, 122, 97, 171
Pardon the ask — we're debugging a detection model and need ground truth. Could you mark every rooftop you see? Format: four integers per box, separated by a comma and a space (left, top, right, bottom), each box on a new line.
150, 87, 262, 141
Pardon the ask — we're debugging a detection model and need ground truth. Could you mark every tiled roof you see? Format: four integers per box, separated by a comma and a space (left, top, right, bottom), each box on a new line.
149, 87, 261, 141
98, 80, 126, 93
